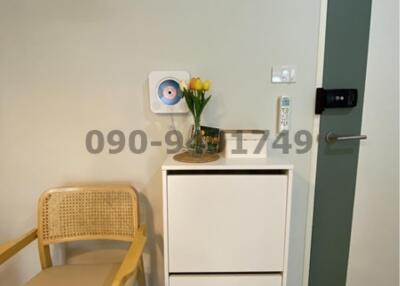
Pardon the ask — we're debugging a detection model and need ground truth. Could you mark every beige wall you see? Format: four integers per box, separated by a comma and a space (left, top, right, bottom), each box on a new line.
0, 1, 321, 285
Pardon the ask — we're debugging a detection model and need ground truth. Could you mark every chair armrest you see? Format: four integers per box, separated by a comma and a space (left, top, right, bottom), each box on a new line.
0, 228, 37, 264
112, 225, 147, 286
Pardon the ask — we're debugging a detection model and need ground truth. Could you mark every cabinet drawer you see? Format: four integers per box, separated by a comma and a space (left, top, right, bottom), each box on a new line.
170, 274, 282, 286
167, 174, 287, 272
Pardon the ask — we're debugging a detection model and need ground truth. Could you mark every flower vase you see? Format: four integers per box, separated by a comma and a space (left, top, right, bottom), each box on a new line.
187, 116, 207, 157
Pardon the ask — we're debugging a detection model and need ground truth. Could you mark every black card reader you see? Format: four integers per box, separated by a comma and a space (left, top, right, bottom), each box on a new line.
315, 88, 358, 114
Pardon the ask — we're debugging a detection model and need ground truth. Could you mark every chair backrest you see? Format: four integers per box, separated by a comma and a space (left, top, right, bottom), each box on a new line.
38, 185, 139, 245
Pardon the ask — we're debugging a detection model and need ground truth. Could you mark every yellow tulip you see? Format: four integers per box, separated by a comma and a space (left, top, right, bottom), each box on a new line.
189, 78, 197, 89
179, 80, 188, 91
203, 80, 211, 91
194, 78, 203, 91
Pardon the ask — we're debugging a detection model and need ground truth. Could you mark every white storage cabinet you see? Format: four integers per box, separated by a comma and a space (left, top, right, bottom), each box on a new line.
162, 155, 293, 286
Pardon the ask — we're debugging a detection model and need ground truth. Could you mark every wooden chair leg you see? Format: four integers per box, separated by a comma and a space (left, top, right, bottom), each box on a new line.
137, 256, 146, 286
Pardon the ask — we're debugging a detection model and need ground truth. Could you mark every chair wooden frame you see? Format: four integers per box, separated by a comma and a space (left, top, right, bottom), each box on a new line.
0, 185, 147, 286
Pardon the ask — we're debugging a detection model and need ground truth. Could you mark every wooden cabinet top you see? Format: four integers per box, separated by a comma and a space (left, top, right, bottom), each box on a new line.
162, 154, 293, 171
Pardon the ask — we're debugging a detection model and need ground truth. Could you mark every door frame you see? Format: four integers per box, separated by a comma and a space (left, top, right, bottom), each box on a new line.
302, 0, 328, 284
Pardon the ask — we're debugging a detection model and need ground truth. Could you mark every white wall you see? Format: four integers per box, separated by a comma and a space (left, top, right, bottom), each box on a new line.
346, 0, 399, 285
0, 1, 321, 285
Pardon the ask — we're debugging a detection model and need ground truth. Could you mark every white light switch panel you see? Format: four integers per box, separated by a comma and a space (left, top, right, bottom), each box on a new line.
272, 65, 296, 83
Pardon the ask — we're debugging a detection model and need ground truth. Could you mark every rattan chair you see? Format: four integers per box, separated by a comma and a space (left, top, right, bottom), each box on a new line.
0, 185, 147, 286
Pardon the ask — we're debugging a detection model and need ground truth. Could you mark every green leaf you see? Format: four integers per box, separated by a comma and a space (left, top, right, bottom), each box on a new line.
199, 95, 211, 114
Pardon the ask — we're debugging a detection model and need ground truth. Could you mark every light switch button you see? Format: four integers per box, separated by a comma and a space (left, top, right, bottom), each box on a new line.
272, 65, 296, 83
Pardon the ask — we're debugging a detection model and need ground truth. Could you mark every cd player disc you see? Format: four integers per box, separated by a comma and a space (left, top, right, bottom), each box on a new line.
157, 79, 183, 106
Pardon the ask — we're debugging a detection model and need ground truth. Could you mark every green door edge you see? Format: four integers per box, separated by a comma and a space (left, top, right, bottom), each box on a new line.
309, 0, 372, 286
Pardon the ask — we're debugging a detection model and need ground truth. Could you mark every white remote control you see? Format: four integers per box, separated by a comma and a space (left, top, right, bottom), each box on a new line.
278, 96, 290, 132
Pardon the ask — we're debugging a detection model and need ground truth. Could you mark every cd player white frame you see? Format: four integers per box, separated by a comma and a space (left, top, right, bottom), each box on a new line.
149, 71, 190, 114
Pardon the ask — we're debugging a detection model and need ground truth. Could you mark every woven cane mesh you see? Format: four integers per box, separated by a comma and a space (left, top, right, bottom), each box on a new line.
38, 186, 138, 244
